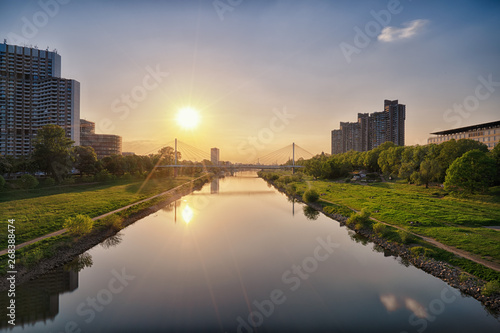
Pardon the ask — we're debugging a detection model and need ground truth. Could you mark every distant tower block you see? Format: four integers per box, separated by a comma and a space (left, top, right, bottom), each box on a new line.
211, 148, 220, 166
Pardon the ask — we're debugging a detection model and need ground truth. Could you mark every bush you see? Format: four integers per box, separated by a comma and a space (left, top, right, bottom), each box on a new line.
459, 272, 469, 283
323, 204, 353, 218
303, 189, 319, 203
0, 175, 5, 188
482, 280, 500, 296
398, 230, 415, 244
373, 222, 386, 236
61, 177, 75, 185
43, 177, 56, 186
103, 215, 123, 231
19, 174, 39, 189
346, 209, 371, 229
94, 170, 113, 182
286, 183, 297, 196
64, 214, 94, 236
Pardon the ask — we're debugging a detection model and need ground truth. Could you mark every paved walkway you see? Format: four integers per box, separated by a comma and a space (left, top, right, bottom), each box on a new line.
320, 198, 500, 272
0, 175, 207, 256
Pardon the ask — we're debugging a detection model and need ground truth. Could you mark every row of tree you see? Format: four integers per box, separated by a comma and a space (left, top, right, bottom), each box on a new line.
0, 124, 211, 183
300, 139, 500, 194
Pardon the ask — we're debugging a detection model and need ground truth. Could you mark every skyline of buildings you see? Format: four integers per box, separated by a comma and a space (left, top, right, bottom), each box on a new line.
331, 100, 406, 154
0, 41, 80, 157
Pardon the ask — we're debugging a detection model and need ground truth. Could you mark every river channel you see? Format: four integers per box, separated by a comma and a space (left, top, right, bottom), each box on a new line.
1, 171, 499, 332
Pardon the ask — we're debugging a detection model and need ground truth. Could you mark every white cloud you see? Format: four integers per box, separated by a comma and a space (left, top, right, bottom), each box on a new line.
378, 19, 429, 42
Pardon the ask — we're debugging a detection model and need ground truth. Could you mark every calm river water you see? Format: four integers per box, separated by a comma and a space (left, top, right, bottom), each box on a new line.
2, 172, 499, 333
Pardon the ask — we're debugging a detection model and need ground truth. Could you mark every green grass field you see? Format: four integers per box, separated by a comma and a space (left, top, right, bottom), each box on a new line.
0, 176, 197, 249
295, 180, 500, 264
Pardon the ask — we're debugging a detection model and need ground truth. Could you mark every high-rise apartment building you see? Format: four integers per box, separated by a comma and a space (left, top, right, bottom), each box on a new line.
0, 41, 80, 157
331, 100, 406, 154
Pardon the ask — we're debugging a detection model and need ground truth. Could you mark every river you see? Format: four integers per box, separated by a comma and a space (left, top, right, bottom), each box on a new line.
1, 171, 499, 332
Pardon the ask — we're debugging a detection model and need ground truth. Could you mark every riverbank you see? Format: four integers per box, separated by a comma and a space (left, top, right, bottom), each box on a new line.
0, 174, 211, 289
259, 173, 500, 314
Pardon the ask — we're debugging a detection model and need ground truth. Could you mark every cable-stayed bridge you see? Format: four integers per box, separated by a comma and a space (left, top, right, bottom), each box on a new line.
149, 139, 314, 170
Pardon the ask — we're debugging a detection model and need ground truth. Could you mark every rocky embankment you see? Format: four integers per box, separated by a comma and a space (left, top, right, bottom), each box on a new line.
0, 177, 210, 290
268, 180, 500, 314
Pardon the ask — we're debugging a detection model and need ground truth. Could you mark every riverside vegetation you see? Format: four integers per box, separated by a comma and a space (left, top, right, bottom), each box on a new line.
258, 138, 500, 301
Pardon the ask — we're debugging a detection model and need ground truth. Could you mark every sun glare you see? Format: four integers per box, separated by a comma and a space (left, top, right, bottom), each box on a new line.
176, 107, 200, 129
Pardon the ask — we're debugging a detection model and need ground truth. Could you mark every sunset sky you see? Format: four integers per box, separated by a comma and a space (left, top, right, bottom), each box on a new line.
1, 0, 499, 162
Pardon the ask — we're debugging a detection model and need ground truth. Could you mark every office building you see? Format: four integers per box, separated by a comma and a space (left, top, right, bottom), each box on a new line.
331, 100, 406, 154
80, 119, 122, 159
211, 147, 220, 165
428, 120, 500, 150
0, 41, 80, 156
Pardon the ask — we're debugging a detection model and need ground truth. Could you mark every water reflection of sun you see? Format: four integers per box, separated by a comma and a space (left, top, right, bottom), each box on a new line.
182, 205, 194, 224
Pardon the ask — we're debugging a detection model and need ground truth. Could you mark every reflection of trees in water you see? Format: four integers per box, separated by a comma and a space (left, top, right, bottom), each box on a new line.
348, 230, 369, 246
101, 233, 123, 249
303, 206, 320, 220
64, 252, 93, 272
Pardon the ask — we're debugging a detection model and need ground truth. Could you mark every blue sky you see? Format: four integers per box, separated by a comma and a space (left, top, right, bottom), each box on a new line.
1, 0, 499, 161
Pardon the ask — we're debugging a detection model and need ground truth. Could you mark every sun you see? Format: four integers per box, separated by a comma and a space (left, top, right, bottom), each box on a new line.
176, 107, 200, 129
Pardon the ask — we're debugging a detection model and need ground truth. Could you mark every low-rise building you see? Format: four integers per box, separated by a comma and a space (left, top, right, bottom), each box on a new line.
427, 120, 500, 150
80, 119, 121, 159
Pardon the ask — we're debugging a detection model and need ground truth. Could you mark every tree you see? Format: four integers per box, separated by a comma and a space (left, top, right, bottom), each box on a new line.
411, 158, 441, 188
74, 146, 98, 176
304, 157, 323, 180
32, 125, 74, 181
490, 144, 500, 185
435, 139, 488, 182
444, 149, 496, 194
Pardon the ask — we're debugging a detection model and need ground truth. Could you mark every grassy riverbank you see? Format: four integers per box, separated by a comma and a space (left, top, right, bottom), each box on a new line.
0, 175, 203, 249
258, 170, 500, 282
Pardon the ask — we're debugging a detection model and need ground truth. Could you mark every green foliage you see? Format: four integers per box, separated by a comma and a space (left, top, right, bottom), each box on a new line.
63, 214, 94, 236
459, 272, 469, 283
74, 146, 98, 176
398, 230, 415, 244
103, 214, 123, 231
43, 177, 56, 186
32, 124, 74, 180
444, 149, 496, 194
304, 158, 324, 179
303, 189, 319, 203
0, 175, 5, 188
323, 204, 353, 217
482, 280, 500, 296
61, 177, 75, 185
94, 169, 114, 182
19, 174, 39, 189
346, 209, 371, 229
372, 222, 386, 236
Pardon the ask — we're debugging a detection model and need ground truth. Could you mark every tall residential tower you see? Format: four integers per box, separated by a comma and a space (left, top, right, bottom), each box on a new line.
0, 41, 80, 157
331, 100, 406, 154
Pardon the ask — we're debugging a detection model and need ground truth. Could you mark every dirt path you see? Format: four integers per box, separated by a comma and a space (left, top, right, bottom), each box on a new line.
0, 175, 208, 257
320, 198, 500, 272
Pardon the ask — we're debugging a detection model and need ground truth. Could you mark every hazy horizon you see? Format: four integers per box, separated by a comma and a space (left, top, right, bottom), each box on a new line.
1, 0, 499, 162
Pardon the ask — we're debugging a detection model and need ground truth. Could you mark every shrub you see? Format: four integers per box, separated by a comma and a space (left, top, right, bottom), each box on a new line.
19, 174, 39, 189
64, 214, 94, 236
398, 230, 415, 244
94, 170, 113, 182
482, 280, 500, 296
459, 272, 469, 283
61, 177, 75, 185
373, 223, 386, 236
103, 215, 123, 231
286, 183, 297, 196
303, 189, 319, 203
43, 177, 56, 186
0, 175, 5, 188
346, 209, 371, 229
323, 204, 353, 218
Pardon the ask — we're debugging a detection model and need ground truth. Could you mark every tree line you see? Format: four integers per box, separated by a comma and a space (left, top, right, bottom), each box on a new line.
300, 139, 500, 194
0, 124, 213, 187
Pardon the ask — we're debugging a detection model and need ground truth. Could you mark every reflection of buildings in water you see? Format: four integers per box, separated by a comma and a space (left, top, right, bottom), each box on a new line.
211, 177, 219, 194
0, 267, 78, 329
